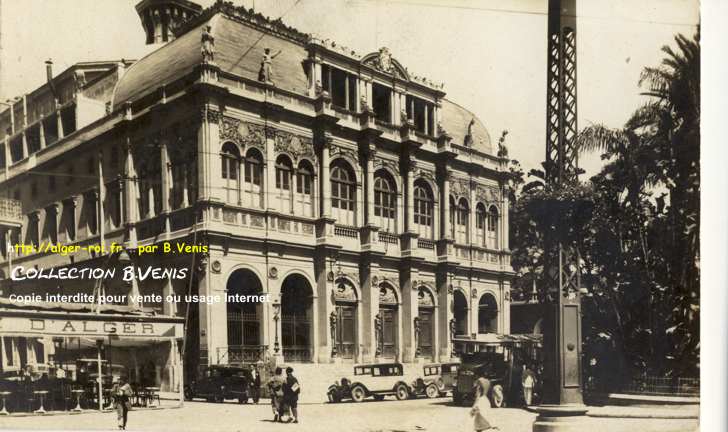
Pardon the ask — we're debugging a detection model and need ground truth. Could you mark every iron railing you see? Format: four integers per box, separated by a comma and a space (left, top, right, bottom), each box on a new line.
217, 345, 267, 364
623, 376, 699, 397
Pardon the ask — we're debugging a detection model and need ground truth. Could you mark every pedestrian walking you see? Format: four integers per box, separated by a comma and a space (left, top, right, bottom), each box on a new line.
267, 367, 286, 422
250, 364, 261, 404
112, 376, 133, 430
522, 365, 536, 406
470, 377, 498, 432
283, 367, 301, 424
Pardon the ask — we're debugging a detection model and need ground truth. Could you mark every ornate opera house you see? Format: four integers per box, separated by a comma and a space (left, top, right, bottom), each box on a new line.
0, 0, 514, 388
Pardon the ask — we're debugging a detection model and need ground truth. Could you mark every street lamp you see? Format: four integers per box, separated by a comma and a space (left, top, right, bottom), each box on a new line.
272, 298, 281, 355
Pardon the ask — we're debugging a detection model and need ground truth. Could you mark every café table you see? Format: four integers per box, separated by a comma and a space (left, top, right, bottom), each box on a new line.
71, 389, 84, 412
144, 387, 161, 407
33, 390, 49, 414
0, 391, 11, 415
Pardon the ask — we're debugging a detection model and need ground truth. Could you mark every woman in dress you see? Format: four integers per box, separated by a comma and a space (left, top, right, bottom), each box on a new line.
470, 377, 498, 431
267, 367, 286, 422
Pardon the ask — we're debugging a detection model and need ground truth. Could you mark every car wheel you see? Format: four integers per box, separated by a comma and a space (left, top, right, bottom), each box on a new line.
327, 386, 341, 403
373, 395, 385, 401
395, 384, 409, 401
184, 387, 193, 401
425, 383, 439, 399
351, 385, 367, 403
491, 384, 505, 408
238, 396, 249, 404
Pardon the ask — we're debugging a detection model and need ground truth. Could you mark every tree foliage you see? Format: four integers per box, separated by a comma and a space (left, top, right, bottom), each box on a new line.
509, 30, 699, 387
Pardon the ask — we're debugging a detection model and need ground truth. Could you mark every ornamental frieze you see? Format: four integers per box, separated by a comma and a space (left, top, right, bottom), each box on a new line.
450, 177, 470, 199
476, 186, 501, 203
417, 287, 435, 307
330, 145, 358, 164
373, 158, 399, 176
220, 117, 266, 152
417, 169, 436, 183
273, 130, 315, 162
333, 278, 358, 302
379, 284, 398, 305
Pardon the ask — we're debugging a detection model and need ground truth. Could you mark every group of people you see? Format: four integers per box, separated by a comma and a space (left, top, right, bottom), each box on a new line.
267, 366, 301, 424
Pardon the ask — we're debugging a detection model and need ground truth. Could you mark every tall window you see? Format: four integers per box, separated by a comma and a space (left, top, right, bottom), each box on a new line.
413, 180, 433, 239
487, 206, 499, 249
331, 160, 356, 225
244, 148, 263, 208
321, 65, 357, 111
221, 142, 241, 204
275, 155, 293, 213
475, 203, 486, 246
374, 171, 397, 232
455, 198, 469, 244
478, 294, 498, 334
296, 160, 314, 217
372, 83, 392, 123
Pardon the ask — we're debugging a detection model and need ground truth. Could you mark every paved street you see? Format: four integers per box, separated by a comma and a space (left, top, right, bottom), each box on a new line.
0, 398, 698, 432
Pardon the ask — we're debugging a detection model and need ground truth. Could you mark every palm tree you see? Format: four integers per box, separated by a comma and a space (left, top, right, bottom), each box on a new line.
577, 29, 700, 376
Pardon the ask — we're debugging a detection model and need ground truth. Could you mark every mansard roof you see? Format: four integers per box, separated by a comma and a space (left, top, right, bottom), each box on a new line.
111, 6, 493, 154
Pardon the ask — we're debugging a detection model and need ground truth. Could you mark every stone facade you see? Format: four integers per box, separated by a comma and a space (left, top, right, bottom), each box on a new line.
0, 3, 514, 381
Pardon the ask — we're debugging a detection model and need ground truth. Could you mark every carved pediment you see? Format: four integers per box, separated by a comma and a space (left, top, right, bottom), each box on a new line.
450, 177, 470, 199
362, 47, 409, 81
273, 130, 315, 162
220, 117, 266, 152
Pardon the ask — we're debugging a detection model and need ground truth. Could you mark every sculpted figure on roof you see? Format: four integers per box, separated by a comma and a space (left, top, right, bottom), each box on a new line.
376, 47, 393, 73
259, 48, 282, 84
201, 25, 215, 63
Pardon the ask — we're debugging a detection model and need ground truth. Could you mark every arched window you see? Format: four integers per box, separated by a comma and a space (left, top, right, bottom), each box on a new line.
221, 142, 240, 180
478, 293, 498, 334
244, 148, 263, 208
414, 179, 434, 239
296, 160, 314, 217
487, 206, 499, 249
221, 142, 241, 204
455, 198, 469, 244
374, 171, 396, 232
475, 203, 486, 247
275, 155, 293, 212
331, 160, 356, 225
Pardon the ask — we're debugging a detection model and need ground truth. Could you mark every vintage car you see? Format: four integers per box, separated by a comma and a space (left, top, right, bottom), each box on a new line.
184, 365, 252, 403
327, 363, 415, 403
410, 362, 460, 398
451, 335, 542, 408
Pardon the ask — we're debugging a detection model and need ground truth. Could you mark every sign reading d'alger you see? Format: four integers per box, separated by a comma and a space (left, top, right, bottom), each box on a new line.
0, 316, 183, 338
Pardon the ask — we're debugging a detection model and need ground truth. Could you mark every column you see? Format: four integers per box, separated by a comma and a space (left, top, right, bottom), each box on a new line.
3, 136, 10, 171
468, 180, 476, 245
365, 149, 375, 226
405, 161, 415, 233
392, 91, 401, 126
291, 168, 297, 214
265, 129, 276, 211
441, 172, 451, 240
433, 103, 441, 137
21, 95, 28, 158
56, 103, 64, 139
424, 105, 429, 135
159, 136, 171, 232
39, 120, 46, 149
502, 191, 509, 250
320, 138, 331, 218
366, 81, 373, 107
197, 106, 221, 202
307, 59, 316, 95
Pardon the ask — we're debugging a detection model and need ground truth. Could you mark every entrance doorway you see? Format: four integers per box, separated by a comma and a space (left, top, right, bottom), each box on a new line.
281, 274, 313, 362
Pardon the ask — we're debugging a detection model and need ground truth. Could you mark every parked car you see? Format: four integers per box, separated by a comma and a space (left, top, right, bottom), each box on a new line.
327, 363, 415, 403
410, 362, 460, 398
184, 365, 252, 403
452, 335, 541, 408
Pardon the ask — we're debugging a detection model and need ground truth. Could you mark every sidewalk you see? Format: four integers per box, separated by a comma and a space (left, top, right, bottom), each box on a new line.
526, 404, 699, 419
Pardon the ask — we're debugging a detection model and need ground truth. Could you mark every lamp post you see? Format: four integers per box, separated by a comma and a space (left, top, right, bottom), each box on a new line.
92, 246, 132, 313
272, 298, 281, 355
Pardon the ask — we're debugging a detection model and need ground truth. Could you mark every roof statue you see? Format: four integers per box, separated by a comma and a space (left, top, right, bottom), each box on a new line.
259, 47, 282, 84
465, 118, 476, 146
497, 130, 509, 158
201, 25, 215, 63
376, 47, 393, 73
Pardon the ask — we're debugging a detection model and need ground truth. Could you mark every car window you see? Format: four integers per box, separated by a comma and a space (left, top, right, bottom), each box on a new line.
372, 368, 381, 376
355, 367, 362, 375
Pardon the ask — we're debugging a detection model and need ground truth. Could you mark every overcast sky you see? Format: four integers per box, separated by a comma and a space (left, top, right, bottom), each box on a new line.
0, 0, 699, 175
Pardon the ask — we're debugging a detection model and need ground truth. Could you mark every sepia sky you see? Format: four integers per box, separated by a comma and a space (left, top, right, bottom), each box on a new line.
0, 0, 699, 175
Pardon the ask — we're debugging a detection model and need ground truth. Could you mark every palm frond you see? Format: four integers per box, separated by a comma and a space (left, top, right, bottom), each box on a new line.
577, 124, 628, 155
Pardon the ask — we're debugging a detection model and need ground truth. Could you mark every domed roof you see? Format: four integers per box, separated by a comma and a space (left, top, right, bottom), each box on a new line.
112, 14, 310, 108
440, 99, 492, 154
112, 11, 493, 154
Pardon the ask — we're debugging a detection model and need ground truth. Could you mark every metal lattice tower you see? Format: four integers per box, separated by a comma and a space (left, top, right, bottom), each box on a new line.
540, 0, 584, 407
546, 0, 578, 185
